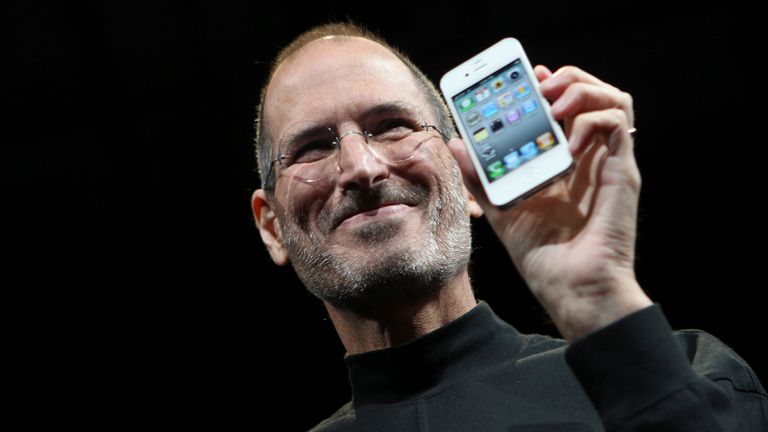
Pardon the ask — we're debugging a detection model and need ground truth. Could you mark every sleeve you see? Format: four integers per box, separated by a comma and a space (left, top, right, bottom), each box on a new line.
564, 304, 768, 431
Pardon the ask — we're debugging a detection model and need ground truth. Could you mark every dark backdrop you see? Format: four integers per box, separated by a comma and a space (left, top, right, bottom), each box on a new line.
6, 2, 765, 430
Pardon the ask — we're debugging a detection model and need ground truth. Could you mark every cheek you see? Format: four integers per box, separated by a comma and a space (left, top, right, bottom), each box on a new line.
415, 147, 468, 209
406, 145, 458, 185
277, 187, 330, 234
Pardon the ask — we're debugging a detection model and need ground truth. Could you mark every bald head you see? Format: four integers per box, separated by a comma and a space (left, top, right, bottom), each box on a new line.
263, 37, 431, 151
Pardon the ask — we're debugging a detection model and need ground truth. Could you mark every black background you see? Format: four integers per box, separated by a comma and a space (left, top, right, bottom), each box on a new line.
6, 2, 765, 430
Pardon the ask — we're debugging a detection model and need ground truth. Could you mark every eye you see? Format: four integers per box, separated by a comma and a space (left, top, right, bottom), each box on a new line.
290, 139, 337, 164
369, 117, 418, 143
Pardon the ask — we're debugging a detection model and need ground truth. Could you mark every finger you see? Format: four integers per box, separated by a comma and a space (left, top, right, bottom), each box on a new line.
539, 65, 618, 102
446, 137, 492, 208
551, 82, 634, 126
564, 117, 574, 143
569, 111, 642, 223
568, 109, 635, 160
534, 65, 554, 83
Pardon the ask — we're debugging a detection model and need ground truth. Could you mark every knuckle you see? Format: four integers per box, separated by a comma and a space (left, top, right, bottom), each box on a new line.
572, 112, 592, 129
554, 65, 580, 82
622, 91, 634, 108
611, 108, 629, 126
562, 82, 588, 100
571, 81, 592, 95
626, 166, 642, 192
559, 65, 581, 76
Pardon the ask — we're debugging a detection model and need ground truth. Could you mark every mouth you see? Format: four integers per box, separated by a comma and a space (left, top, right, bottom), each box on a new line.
337, 203, 414, 228
324, 184, 429, 232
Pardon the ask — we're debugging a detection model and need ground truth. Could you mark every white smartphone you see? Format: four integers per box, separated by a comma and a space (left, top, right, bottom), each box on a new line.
440, 37, 573, 207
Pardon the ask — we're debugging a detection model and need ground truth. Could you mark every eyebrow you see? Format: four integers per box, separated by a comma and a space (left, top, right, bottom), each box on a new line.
279, 101, 422, 150
360, 101, 421, 120
280, 125, 333, 152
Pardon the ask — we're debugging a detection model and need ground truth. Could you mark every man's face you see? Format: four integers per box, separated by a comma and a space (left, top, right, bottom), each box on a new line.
260, 37, 472, 311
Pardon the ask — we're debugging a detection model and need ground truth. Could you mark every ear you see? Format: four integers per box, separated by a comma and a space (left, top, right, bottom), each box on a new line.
464, 184, 484, 219
251, 189, 290, 266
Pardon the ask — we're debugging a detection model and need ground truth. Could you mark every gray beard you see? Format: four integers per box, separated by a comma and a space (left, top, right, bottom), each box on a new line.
278, 161, 472, 313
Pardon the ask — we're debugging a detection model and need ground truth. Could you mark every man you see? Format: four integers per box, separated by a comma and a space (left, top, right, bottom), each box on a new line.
251, 23, 767, 431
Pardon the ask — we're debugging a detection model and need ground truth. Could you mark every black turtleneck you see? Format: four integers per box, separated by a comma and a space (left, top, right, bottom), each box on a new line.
310, 301, 767, 431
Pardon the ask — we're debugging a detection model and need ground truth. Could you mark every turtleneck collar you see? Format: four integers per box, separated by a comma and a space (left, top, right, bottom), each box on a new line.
344, 301, 525, 406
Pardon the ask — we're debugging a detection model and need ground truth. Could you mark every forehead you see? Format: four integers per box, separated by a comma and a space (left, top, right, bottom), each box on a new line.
264, 37, 429, 139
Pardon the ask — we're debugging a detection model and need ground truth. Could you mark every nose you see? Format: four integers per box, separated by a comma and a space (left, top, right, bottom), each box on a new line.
335, 131, 389, 190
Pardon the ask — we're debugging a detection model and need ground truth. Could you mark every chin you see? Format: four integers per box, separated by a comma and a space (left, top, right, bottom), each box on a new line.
350, 218, 404, 244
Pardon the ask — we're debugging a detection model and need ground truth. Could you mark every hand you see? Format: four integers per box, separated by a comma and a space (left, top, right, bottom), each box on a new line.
448, 65, 652, 341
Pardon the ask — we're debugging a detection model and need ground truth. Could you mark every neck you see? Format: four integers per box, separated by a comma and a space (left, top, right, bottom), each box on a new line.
324, 270, 477, 355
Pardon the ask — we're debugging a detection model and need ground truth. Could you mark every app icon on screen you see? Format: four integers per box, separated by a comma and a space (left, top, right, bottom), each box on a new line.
492, 78, 506, 93
482, 103, 499, 118
466, 111, 481, 126
473, 127, 489, 143
536, 132, 555, 150
487, 161, 505, 180
520, 141, 539, 160
515, 84, 531, 100
475, 87, 491, 103
508, 68, 523, 82
480, 145, 497, 161
490, 118, 504, 133
497, 91, 514, 108
506, 109, 522, 124
523, 99, 538, 116
503, 150, 522, 170
459, 96, 475, 112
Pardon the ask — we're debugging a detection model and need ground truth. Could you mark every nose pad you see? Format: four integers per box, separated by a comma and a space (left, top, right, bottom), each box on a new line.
335, 131, 382, 169
335, 130, 389, 188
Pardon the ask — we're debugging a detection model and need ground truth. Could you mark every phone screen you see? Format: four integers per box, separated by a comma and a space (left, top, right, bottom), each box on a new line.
451, 59, 561, 183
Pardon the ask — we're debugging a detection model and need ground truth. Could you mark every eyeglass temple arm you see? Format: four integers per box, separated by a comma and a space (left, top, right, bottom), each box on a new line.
264, 157, 283, 190
426, 123, 451, 141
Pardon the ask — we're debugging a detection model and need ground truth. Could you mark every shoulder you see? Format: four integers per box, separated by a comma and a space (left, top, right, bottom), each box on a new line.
308, 400, 355, 432
673, 329, 766, 395
516, 329, 568, 360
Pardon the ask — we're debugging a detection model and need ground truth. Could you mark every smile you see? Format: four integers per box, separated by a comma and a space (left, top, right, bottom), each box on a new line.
338, 203, 413, 228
